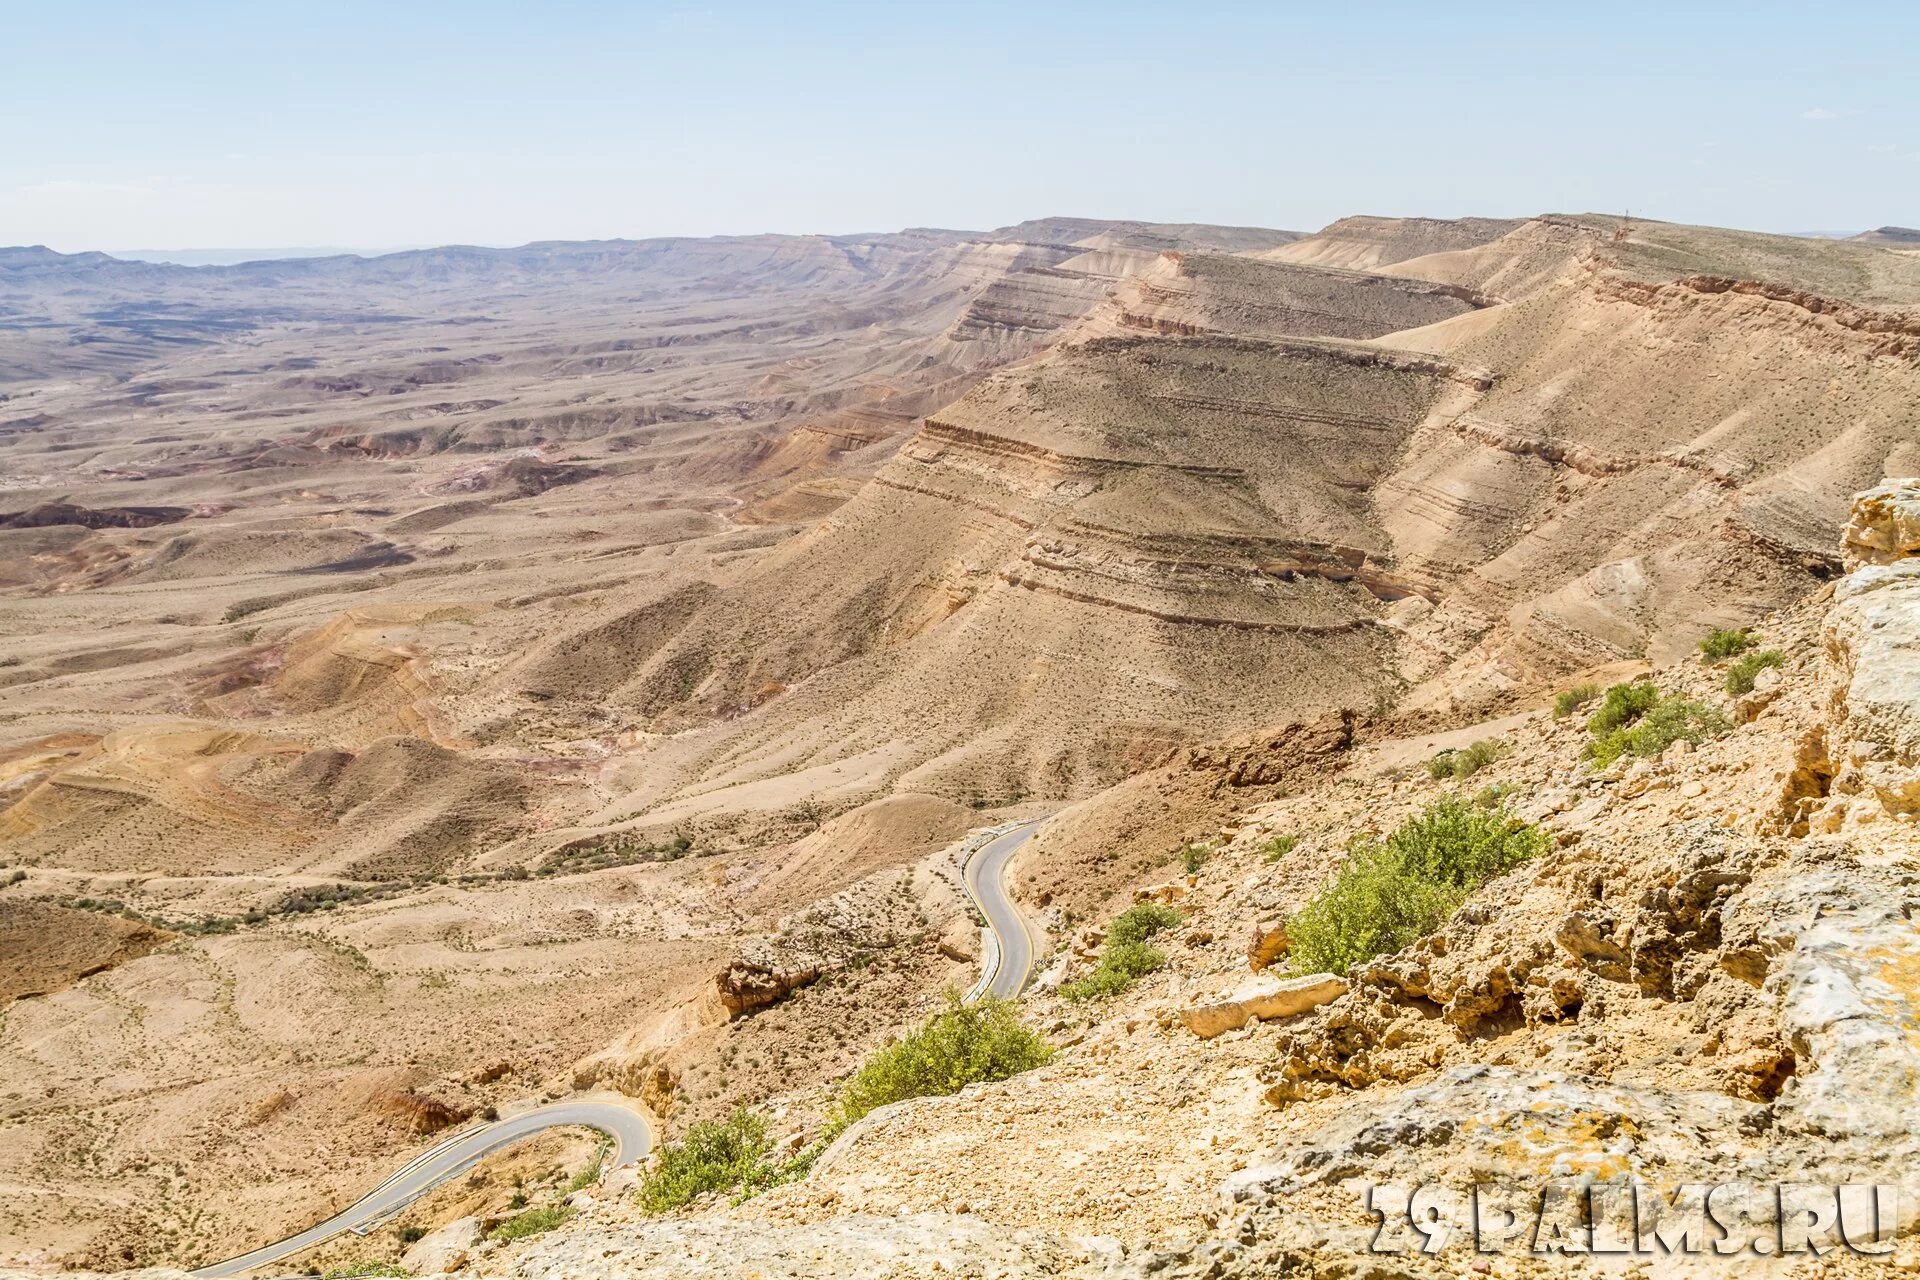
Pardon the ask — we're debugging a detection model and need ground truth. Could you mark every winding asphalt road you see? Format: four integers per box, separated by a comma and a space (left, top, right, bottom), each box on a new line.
194, 1098, 652, 1277
199, 823, 1043, 1274
962, 820, 1045, 999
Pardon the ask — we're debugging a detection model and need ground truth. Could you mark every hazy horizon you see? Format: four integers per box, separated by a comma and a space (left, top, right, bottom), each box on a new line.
20, 216, 1903, 266
5, 1, 1914, 253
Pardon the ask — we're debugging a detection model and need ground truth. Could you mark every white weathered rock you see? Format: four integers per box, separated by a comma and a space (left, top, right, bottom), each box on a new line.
1818, 557, 1920, 823
403, 1214, 482, 1273
1179, 973, 1346, 1039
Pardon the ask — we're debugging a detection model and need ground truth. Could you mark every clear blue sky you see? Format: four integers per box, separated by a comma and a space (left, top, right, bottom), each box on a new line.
2, 1, 1914, 251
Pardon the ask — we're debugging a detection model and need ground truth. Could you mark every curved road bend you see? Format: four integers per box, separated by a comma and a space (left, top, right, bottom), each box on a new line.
195, 1098, 653, 1278
963, 820, 1045, 1000
202, 826, 1040, 1275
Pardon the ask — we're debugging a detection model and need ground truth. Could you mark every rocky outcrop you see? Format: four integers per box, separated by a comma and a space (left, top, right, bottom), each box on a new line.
374, 1088, 472, 1136
1243, 920, 1288, 970
0, 501, 190, 530
1842, 479, 1920, 567
1179, 973, 1345, 1039
715, 957, 822, 1017
402, 1215, 481, 1273
1809, 480, 1920, 828
1814, 561, 1920, 824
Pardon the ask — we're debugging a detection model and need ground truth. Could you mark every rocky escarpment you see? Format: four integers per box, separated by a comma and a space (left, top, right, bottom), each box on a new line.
1802, 480, 1920, 828
1081, 250, 1491, 344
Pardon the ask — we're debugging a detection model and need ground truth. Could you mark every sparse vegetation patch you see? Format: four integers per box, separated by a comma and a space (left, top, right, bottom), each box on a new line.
1260, 833, 1298, 863
1062, 902, 1181, 1001
1584, 685, 1730, 766
1585, 680, 1660, 735
1553, 683, 1601, 718
1287, 796, 1545, 977
1427, 738, 1508, 781
833, 993, 1053, 1125
637, 1108, 780, 1213
488, 1202, 575, 1241
1725, 649, 1785, 695
1700, 627, 1756, 659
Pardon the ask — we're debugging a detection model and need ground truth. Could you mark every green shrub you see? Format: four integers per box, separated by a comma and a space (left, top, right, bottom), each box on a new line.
1452, 739, 1507, 779
1428, 739, 1507, 782
1472, 783, 1514, 809
1586, 681, 1660, 735
322, 1265, 406, 1280
833, 994, 1052, 1128
1060, 940, 1166, 1002
637, 1108, 777, 1213
565, 1143, 609, 1193
1700, 627, 1756, 659
1725, 649, 1785, 695
1260, 834, 1298, 863
489, 1202, 575, 1241
1586, 696, 1729, 766
1180, 842, 1211, 875
1553, 683, 1601, 718
1106, 901, 1181, 947
1286, 797, 1545, 977
1061, 901, 1181, 1002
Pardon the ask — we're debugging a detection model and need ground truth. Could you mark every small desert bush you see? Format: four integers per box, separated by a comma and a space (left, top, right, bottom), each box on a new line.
1585, 680, 1660, 735
833, 993, 1053, 1126
1260, 833, 1298, 863
565, 1142, 609, 1193
489, 1202, 575, 1241
1586, 696, 1729, 766
1725, 649, 1785, 695
1699, 627, 1756, 659
1428, 739, 1508, 782
1062, 902, 1180, 1001
637, 1108, 778, 1213
1287, 797, 1545, 977
1106, 901, 1181, 946
1179, 841, 1211, 875
322, 1265, 406, 1280
1553, 683, 1601, 718
1060, 939, 1166, 1001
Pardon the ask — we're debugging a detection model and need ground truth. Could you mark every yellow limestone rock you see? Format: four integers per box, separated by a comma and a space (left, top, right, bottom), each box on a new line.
1181, 973, 1347, 1039
1245, 920, 1289, 970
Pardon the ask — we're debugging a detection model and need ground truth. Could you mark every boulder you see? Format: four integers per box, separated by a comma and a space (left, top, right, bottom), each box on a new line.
403, 1215, 482, 1273
1841, 478, 1920, 567
937, 915, 981, 963
1244, 920, 1289, 971
1180, 973, 1346, 1039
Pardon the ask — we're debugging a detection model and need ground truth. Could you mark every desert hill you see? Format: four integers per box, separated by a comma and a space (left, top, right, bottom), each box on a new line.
1850, 225, 1920, 249
494, 212, 1920, 838
1255, 213, 1526, 271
